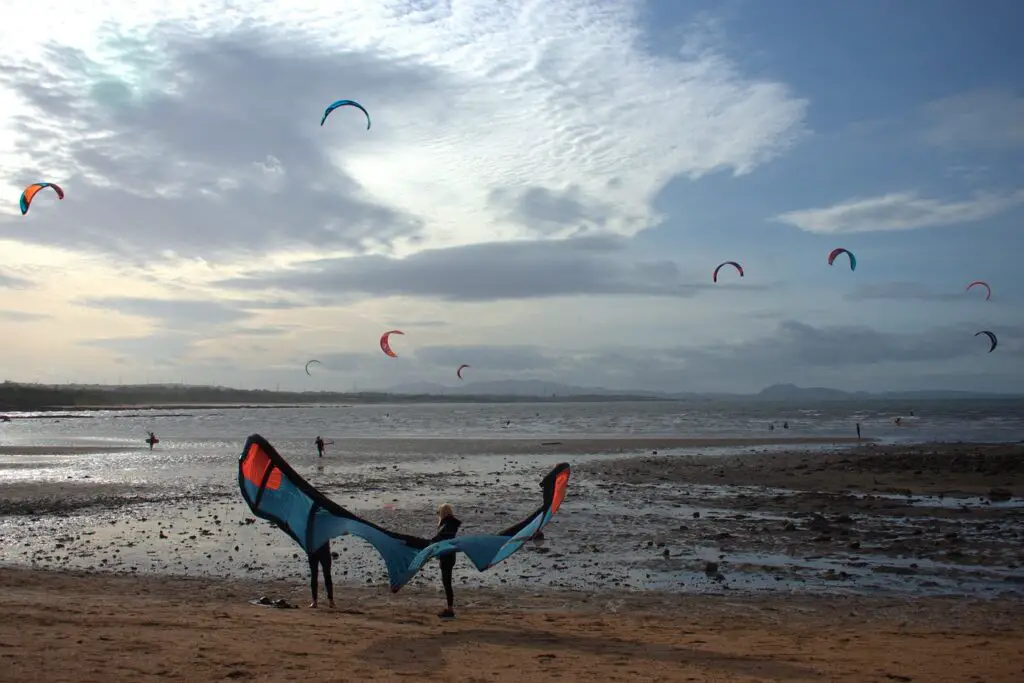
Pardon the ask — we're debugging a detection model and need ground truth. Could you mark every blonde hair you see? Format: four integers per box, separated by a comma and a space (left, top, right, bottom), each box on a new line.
436, 503, 454, 520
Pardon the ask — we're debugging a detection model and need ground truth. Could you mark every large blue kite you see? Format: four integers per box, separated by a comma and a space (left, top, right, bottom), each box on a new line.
237, 434, 571, 592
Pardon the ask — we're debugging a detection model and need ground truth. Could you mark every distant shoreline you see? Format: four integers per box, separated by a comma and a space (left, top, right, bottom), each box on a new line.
1, 380, 1021, 413
0, 435, 881, 457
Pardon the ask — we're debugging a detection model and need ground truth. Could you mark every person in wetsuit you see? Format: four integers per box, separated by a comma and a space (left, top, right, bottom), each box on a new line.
432, 503, 462, 619
315, 435, 325, 458
307, 540, 334, 608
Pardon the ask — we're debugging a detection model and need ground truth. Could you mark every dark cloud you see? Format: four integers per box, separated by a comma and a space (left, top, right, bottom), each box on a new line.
0, 272, 34, 289
77, 297, 251, 328
488, 185, 611, 235
681, 320, 993, 368
230, 299, 312, 311
0, 27, 443, 259
217, 235, 723, 302
0, 309, 50, 322
304, 352, 373, 373
229, 325, 295, 337
414, 345, 553, 371
78, 332, 196, 366
845, 282, 967, 303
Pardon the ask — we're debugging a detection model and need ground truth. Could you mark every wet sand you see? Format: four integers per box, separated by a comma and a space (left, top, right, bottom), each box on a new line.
587, 441, 1023, 496
2, 440, 1022, 598
1, 567, 1021, 682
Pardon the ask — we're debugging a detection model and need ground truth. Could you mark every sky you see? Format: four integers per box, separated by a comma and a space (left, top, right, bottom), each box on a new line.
0, 0, 1022, 394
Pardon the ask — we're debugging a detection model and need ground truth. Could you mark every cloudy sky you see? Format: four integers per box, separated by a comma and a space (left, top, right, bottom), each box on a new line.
1, 0, 1021, 394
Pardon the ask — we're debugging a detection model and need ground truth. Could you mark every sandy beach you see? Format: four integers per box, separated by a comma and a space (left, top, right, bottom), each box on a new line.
1, 432, 1022, 681
1, 567, 1021, 682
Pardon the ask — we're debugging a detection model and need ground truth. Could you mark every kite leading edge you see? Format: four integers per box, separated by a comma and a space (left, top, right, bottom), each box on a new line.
237, 433, 571, 592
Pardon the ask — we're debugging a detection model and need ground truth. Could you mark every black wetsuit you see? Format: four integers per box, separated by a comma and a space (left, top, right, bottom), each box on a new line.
315, 437, 325, 458
431, 516, 462, 609
308, 541, 333, 603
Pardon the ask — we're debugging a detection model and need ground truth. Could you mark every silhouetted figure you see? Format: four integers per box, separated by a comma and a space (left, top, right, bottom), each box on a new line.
856, 422, 861, 440
315, 435, 325, 458
307, 541, 334, 608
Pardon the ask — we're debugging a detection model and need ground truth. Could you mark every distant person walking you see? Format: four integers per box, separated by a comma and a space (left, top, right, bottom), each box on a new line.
856, 422, 861, 440
146, 431, 158, 450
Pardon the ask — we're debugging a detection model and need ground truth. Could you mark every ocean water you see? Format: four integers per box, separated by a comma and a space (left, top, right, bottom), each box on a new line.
4, 398, 1023, 446
0, 398, 1020, 490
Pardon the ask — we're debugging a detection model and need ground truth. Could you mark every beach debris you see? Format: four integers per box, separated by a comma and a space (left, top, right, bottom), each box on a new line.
249, 596, 297, 609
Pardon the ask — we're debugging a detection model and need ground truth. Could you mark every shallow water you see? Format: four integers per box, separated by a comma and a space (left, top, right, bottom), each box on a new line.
4, 398, 1024, 446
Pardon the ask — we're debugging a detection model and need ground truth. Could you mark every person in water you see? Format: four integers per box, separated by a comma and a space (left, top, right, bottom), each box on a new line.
856, 422, 861, 440
147, 432, 157, 450
432, 503, 461, 619
315, 435, 325, 458
308, 540, 334, 608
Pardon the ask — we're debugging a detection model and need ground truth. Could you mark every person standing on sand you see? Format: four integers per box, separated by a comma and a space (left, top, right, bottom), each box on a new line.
432, 503, 462, 619
308, 540, 335, 608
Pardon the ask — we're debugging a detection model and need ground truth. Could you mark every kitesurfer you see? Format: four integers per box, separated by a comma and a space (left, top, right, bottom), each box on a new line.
432, 503, 462, 619
147, 432, 157, 450
315, 435, 325, 458
308, 540, 335, 609
856, 422, 861, 440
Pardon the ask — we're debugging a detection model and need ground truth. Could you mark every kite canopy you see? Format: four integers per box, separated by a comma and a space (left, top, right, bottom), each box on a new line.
237, 434, 571, 592
712, 260, 744, 283
304, 359, 321, 376
19, 182, 64, 215
966, 280, 992, 301
828, 247, 856, 271
975, 330, 997, 353
457, 363, 470, 380
380, 330, 403, 357
320, 99, 371, 129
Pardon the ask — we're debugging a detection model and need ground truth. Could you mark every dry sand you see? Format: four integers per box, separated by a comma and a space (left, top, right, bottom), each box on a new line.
1, 567, 1021, 683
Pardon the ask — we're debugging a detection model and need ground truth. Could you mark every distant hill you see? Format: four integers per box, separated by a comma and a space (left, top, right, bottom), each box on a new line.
386, 379, 671, 399
388, 380, 1021, 402
0, 379, 1017, 412
750, 383, 1015, 402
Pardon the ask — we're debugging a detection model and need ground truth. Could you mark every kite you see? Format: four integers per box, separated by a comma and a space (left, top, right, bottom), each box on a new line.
237, 433, 570, 592
19, 182, 64, 215
380, 330, 403, 357
828, 248, 856, 271
320, 99, 371, 130
712, 260, 744, 283
457, 363, 470, 380
966, 280, 992, 301
304, 359, 321, 376
975, 330, 997, 353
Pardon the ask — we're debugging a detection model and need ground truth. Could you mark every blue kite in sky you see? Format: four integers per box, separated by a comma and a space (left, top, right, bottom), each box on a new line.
320, 99, 371, 129
237, 433, 571, 592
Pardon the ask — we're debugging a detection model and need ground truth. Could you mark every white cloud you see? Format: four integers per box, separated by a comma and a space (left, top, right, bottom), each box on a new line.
0, 0, 807, 250
773, 189, 1024, 235
922, 89, 1024, 150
